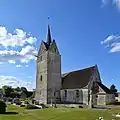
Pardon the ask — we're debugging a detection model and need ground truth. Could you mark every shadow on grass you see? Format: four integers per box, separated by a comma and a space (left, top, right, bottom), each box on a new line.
0, 112, 18, 115
92, 106, 111, 110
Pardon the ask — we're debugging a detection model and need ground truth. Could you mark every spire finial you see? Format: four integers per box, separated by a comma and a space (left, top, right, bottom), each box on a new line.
46, 16, 52, 45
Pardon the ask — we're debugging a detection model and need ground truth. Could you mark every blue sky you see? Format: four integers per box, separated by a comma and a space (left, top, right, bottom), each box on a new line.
0, 0, 120, 91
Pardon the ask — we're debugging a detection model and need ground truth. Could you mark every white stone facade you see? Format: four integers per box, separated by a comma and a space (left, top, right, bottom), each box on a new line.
60, 89, 89, 105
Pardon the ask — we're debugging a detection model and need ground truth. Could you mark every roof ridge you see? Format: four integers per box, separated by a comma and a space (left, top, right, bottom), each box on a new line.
64, 65, 96, 74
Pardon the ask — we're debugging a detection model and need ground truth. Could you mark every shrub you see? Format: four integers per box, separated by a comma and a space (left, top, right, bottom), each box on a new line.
0, 100, 7, 114
40, 104, 47, 108
35, 101, 39, 105
24, 100, 29, 104
20, 104, 25, 107
79, 105, 83, 108
25, 104, 40, 109
16, 101, 21, 105
20, 98, 28, 101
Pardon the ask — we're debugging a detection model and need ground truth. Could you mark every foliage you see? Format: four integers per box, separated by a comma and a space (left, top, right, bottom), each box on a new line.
29, 91, 35, 99
27, 91, 33, 98
0, 100, 7, 114
14, 87, 21, 92
21, 87, 27, 92
20, 98, 29, 101
39, 104, 47, 108
2, 86, 14, 97
79, 105, 83, 108
0, 86, 33, 99
25, 104, 39, 109
10, 92, 20, 98
110, 84, 118, 97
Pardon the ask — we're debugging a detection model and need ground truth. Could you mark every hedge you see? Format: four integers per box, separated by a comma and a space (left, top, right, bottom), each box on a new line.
0, 100, 7, 114
25, 104, 40, 109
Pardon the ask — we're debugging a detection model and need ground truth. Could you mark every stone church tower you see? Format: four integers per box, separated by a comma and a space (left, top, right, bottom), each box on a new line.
35, 25, 61, 104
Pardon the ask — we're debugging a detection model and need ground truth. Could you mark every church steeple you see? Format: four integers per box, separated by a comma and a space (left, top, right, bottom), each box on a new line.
46, 25, 52, 46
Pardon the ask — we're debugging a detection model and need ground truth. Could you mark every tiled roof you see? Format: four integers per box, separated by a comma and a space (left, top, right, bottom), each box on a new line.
61, 65, 96, 89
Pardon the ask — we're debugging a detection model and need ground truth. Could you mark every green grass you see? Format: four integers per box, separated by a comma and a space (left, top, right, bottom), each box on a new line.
0, 104, 120, 120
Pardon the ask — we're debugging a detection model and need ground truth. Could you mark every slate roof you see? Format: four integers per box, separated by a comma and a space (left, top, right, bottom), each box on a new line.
61, 65, 96, 89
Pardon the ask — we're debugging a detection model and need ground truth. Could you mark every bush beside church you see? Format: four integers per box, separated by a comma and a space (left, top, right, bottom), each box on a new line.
0, 100, 7, 114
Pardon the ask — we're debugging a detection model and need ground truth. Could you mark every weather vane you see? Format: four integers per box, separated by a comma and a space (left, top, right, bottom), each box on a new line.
48, 16, 50, 20
47, 16, 51, 25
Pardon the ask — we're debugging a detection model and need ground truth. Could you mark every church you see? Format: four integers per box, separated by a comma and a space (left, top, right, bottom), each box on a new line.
35, 25, 115, 105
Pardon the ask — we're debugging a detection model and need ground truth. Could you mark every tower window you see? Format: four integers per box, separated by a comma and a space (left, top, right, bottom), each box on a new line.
40, 75, 42, 81
54, 48, 56, 52
64, 90, 67, 97
54, 92, 56, 96
76, 90, 79, 97
40, 56, 42, 61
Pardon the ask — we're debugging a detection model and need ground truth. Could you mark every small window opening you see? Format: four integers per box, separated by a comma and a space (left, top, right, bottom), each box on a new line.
40, 75, 42, 81
40, 56, 42, 61
64, 90, 67, 97
54, 48, 57, 52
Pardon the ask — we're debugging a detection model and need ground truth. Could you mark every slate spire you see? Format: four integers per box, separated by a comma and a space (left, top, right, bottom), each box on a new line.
46, 25, 52, 46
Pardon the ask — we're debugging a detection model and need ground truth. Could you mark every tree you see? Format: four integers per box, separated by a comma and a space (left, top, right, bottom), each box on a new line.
29, 91, 35, 99
2, 86, 14, 97
21, 87, 29, 97
110, 84, 118, 97
14, 87, 21, 92
10, 92, 20, 98
21, 87, 27, 92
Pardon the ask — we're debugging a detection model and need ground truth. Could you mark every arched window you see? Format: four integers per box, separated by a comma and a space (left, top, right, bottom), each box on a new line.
76, 90, 79, 97
54, 92, 56, 96
40, 75, 42, 81
64, 90, 67, 97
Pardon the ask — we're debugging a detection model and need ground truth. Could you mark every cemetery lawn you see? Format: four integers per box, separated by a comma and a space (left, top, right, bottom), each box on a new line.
0, 104, 120, 120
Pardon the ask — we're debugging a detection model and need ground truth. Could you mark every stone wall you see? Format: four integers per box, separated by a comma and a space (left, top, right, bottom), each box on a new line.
60, 89, 88, 105
47, 51, 61, 103
35, 51, 48, 104
97, 94, 106, 105
106, 94, 115, 104
35, 46, 61, 104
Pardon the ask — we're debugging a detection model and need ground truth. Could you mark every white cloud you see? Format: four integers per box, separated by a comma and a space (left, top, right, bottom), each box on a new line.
0, 26, 37, 48
113, 0, 120, 9
26, 36, 37, 44
16, 65, 22, 68
109, 43, 120, 52
101, 0, 110, 7
101, 34, 120, 52
101, 0, 120, 10
25, 65, 28, 67
0, 26, 38, 64
8, 60, 16, 64
28, 76, 32, 79
0, 62, 3, 65
0, 75, 35, 91
101, 35, 118, 44
0, 45, 37, 64
20, 45, 37, 56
